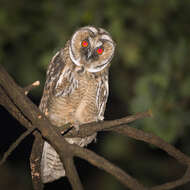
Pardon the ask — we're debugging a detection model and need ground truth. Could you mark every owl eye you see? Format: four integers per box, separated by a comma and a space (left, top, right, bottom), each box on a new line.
81, 40, 89, 47
96, 47, 104, 55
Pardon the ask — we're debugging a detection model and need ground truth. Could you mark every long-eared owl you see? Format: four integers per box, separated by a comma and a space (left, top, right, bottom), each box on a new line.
39, 26, 115, 183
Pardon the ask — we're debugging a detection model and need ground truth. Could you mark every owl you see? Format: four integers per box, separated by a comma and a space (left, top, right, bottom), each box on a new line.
39, 26, 115, 183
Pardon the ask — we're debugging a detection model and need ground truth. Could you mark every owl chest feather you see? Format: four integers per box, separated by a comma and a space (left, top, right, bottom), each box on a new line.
48, 72, 99, 126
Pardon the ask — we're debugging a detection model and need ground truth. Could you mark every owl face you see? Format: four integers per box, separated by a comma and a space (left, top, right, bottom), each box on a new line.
69, 26, 115, 73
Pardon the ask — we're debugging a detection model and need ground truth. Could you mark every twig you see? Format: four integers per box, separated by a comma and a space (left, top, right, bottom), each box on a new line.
0, 127, 35, 165
24, 80, 40, 95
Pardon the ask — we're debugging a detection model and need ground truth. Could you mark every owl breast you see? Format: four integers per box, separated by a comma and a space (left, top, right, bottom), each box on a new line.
48, 72, 99, 127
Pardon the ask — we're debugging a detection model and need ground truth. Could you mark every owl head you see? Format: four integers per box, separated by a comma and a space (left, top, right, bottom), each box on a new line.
69, 26, 115, 73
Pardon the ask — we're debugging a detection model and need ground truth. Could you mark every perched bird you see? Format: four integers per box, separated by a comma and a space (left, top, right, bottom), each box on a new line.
39, 26, 115, 183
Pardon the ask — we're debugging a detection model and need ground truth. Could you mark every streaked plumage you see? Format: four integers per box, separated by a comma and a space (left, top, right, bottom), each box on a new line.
40, 26, 115, 183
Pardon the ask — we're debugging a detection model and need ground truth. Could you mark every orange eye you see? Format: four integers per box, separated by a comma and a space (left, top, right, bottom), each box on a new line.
97, 48, 104, 55
81, 40, 88, 47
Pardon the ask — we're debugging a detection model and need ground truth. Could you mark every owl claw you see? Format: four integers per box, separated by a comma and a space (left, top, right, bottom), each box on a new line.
73, 124, 79, 131
72, 121, 80, 131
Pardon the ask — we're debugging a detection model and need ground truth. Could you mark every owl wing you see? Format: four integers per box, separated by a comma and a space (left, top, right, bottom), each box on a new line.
96, 75, 109, 120
39, 49, 77, 112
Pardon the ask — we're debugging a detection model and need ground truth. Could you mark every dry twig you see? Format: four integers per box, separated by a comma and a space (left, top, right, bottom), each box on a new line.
24, 80, 40, 95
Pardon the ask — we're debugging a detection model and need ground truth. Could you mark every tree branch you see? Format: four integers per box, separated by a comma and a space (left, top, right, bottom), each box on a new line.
59, 110, 152, 139
63, 157, 84, 190
24, 80, 40, 95
1, 64, 190, 190
0, 127, 35, 165
30, 132, 44, 190
109, 126, 190, 166
71, 145, 148, 190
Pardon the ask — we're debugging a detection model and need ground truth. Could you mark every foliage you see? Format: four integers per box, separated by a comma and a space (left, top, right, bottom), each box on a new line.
1, 0, 190, 189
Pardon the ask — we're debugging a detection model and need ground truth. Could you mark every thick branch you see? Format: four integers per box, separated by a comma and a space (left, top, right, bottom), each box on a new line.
60, 110, 152, 139
63, 157, 83, 190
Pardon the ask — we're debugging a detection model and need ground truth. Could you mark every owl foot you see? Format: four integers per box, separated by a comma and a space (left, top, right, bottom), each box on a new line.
71, 121, 80, 131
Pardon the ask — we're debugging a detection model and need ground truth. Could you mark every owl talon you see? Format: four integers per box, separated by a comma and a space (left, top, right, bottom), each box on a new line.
71, 121, 80, 131
73, 124, 79, 131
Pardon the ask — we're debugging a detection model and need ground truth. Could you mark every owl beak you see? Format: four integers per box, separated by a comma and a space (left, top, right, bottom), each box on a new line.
86, 49, 93, 61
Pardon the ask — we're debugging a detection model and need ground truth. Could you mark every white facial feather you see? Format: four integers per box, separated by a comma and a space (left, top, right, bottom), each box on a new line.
86, 40, 115, 73
69, 46, 81, 66
100, 34, 113, 42
83, 26, 98, 34
85, 61, 108, 73
69, 26, 115, 72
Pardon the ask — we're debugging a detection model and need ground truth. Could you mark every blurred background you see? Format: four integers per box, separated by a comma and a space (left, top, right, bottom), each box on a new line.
0, 0, 190, 189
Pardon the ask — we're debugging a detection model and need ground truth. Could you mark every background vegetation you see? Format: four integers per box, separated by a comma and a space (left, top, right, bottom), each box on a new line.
0, 0, 190, 189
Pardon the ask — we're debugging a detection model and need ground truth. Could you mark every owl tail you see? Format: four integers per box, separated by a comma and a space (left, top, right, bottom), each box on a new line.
41, 141, 65, 183
41, 133, 97, 183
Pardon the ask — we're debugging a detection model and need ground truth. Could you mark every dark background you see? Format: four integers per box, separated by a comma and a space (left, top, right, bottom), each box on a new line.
0, 0, 190, 189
